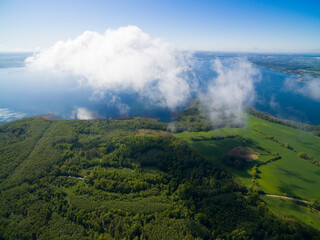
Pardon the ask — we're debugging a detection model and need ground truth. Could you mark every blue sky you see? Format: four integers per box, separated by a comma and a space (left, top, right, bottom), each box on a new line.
0, 0, 319, 52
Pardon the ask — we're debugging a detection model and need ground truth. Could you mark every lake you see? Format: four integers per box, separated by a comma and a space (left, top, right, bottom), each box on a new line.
0, 53, 320, 124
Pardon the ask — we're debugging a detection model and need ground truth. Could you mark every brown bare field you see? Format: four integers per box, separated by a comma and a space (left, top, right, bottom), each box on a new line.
39, 114, 60, 120
227, 146, 259, 161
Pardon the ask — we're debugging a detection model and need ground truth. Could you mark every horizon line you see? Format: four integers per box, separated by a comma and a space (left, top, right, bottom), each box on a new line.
1, 50, 320, 55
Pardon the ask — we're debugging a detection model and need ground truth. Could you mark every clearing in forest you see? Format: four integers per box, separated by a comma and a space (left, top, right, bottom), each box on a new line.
227, 146, 259, 161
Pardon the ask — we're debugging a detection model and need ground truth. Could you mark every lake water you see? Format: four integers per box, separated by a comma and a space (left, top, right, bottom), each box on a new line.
1, 53, 320, 124
253, 67, 320, 124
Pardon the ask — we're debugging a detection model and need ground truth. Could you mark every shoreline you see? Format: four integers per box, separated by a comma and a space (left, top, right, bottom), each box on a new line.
256, 65, 304, 81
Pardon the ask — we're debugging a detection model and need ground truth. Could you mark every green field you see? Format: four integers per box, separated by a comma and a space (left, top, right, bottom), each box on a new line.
174, 114, 320, 229
175, 115, 320, 201
262, 196, 320, 231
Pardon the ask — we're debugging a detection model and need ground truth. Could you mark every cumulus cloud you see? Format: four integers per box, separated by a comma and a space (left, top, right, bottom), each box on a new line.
202, 58, 260, 124
24, 26, 262, 123
26, 25, 192, 109
284, 75, 320, 101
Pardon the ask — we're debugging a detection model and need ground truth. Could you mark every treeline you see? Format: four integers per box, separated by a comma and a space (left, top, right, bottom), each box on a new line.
173, 101, 320, 136
253, 129, 295, 151
171, 103, 243, 133
191, 134, 237, 142
247, 108, 320, 136
253, 128, 320, 168
257, 155, 282, 167
248, 154, 281, 195
298, 152, 320, 168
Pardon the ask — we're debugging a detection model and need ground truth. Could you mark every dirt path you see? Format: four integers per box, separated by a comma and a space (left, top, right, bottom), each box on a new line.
68, 176, 84, 180
263, 194, 310, 204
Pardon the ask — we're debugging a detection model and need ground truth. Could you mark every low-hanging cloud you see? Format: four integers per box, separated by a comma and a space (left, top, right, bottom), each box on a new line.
24, 26, 261, 123
26, 25, 192, 109
0, 108, 27, 124
284, 75, 320, 101
108, 95, 130, 115
202, 58, 260, 124
72, 107, 96, 120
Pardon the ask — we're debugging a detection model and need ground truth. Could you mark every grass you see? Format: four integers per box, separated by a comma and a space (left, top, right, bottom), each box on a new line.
262, 196, 320, 231
174, 114, 320, 231
174, 115, 320, 201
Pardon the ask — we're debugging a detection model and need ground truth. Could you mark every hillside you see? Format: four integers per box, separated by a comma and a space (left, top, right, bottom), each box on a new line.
0, 116, 319, 239
174, 104, 320, 233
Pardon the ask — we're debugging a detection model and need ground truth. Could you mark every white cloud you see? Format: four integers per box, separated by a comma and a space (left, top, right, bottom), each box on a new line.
0, 108, 27, 123
73, 107, 96, 120
284, 75, 320, 101
24, 26, 263, 122
202, 58, 260, 123
26, 25, 192, 109
269, 95, 280, 110
109, 95, 130, 115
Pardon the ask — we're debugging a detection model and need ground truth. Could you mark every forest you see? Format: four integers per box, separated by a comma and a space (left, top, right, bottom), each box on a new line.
0, 115, 319, 239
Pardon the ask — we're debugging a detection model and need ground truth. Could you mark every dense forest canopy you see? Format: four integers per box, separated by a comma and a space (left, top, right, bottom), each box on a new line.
0, 113, 319, 239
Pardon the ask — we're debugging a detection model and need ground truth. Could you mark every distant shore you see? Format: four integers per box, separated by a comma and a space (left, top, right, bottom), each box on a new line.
256, 65, 304, 81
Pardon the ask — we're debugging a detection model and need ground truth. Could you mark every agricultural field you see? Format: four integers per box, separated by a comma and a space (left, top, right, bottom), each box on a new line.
262, 196, 320, 231
174, 114, 320, 229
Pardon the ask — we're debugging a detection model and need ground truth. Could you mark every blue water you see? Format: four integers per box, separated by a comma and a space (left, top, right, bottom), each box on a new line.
254, 68, 320, 124
0, 53, 320, 124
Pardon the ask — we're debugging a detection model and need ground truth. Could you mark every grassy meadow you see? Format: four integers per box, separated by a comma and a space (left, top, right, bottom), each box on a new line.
174, 114, 320, 230
262, 196, 320, 231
